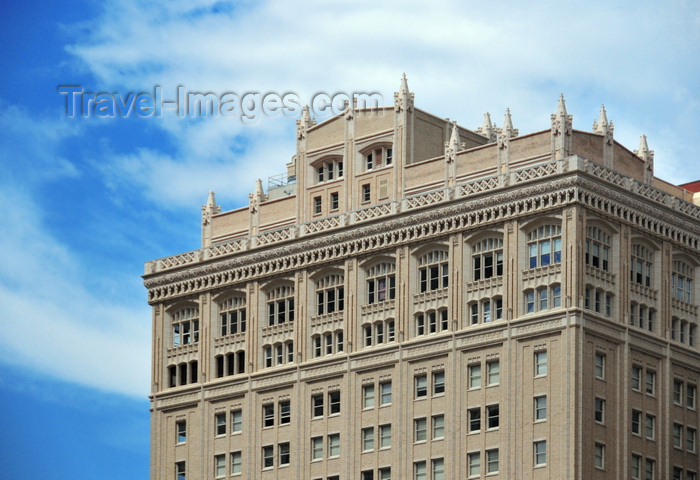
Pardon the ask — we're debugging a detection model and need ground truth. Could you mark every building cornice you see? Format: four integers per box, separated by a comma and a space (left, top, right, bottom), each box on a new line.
145, 157, 700, 304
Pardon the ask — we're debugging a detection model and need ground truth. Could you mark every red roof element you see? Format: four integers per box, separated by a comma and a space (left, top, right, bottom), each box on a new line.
679, 180, 700, 192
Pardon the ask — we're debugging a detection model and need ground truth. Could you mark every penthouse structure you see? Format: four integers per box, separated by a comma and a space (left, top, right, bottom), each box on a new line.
145, 76, 700, 480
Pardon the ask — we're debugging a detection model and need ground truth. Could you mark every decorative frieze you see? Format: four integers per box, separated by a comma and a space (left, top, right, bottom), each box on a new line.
146, 166, 698, 304
156, 392, 201, 410
404, 341, 450, 360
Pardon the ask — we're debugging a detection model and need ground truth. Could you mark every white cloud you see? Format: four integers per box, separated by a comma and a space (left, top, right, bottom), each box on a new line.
0, 185, 150, 397
64, 0, 700, 188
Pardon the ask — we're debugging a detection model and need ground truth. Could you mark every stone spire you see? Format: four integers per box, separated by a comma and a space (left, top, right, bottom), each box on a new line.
501, 108, 519, 138
201, 191, 221, 247
593, 105, 612, 135
296, 105, 315, 140
444, 122, 463, 163
394, 73, 414, 113
551, 94, 573, 159
593, 105, 614, 168
249, 179, 267, 214
476, 112, 497, 142
634, 135, 654, 184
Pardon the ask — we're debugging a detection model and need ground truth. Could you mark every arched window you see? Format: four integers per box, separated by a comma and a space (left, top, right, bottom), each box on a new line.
366, 262, 396, 304
316, 274, 344, 315
314, 157, 344, 183
527, 224, 562, 268
266, 285, 295, 326
418, 250, 449, 292
584, 285, 613, 317
219, 296, 246, 336
586, 226, 611, 271
172, 306, 199, 347
263, 341, 294, 368
672, 260, 694, 303
524, 284, 561, 314
469, 297, 503, 325
363, 144, 392, 171
630, 244, 653, 287
312, 330, 345, 358
472, 237, 504, 281
362, 319, 396, 347
415, 309, 448, 336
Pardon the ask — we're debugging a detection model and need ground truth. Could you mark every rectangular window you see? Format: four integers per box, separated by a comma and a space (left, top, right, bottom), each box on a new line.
468, 408, 481, 432
216, 412, 227, 435
379, 424, 392, 448
262, 445, 274, 469
535, 351, 547, 376
631, 409, 641, 435
486, 404, 499, 429
432, 414, 444, 439
312, 394, 324, 417
645, 414, 655, 439
631, 365, 641, 391
379, 467, 391, 480
673, 423, 683, 448
314, 196, 322, 215
539, 288, 548, 310
363, 384, 375, 408
279, 400, 290, 425
230, 451, 241, 475
645, 458, 655, 480
674, 380, 683, 405
526, 290, 535, 313
645, 370, 655, 395
414, 461, 426, 480
214, 454, 225, 478
468, 452, 481, 477
535, 395, 547, 421
674, 467, 684, 480
688, 384, 697, 409
279, 442, 290, 466
594, 353, 605, 379
176, 420, 186, 444
594, 397, 605, 423
487, 360, 500, 386
330, 192, 339, 210
414, 417, 427, 442
263, 404, 274, 427
594, 443, 605, 469
631, 454, 641, 479
468, 364, 481, 388
432, 458, 444, 480
553, 285, 562, 307
311, 437, 323, 460
415, 375, 427, 398
328, 434, 340, 457
362, 471, 374, 480
433, 371, 445, 395
380, 381, 392, 405
362, 184, 371, 203
362, 427, 374, 451
329, 391, 341, 415
534, 440, 547, 466
175, 461, 186, 480
231, 410, 242, 433
688, 427, 697, 452
486, 449, 499, 473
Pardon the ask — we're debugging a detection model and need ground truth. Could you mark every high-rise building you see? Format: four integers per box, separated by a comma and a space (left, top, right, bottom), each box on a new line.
144, 76, 700, 480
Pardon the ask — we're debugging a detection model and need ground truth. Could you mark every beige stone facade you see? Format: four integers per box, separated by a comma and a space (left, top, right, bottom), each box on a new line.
145, 77, 700, 480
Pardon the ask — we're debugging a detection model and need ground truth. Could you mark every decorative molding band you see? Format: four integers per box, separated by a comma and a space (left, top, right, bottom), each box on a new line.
146, 178, 579, 302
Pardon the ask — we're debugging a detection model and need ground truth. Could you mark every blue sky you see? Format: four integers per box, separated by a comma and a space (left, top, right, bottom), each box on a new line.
0, 1, 698, 479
